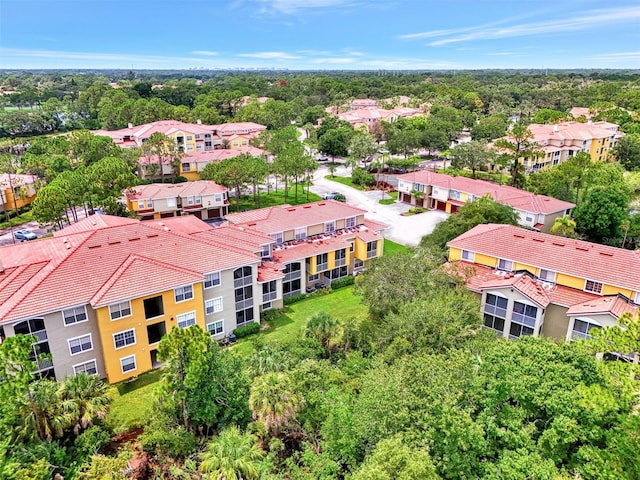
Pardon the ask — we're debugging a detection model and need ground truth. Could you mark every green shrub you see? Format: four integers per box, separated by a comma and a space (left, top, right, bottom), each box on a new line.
284, 293, 308, 305
233, 322, 261, 338
73, 425, 112, 457
261, 308, 285, 323
309, 286, 332, 297
139, 425, 197, 458
331, 276, 355, 289
352, 168, 375, 187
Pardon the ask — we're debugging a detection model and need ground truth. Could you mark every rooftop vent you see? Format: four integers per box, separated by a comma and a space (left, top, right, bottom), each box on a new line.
128, 237, 141, 242
514, 234, 525, 239
552, 241, 565, 247
599, 251, 614, 257
575, 246, 590, 252
108, 241, 121, 245
147, 234, 159, 238
532, 238, 545, 243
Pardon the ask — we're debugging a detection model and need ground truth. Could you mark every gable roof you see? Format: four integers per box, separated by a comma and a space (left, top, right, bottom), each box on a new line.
126, 181, 227, 201
566, 295, 637, 318
397, 171, 574, 214
447, 224, 640, 293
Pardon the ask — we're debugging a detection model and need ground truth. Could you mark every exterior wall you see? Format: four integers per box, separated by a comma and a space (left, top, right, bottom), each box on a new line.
94, 283, 205, 383
3, 187, 37, 211
229, 136, 250, 149
481, 288, 545, 338
182, 171, 200, 181
353, 238, 382, 261
202, 268, 237, 341
541, 211, 566, 233
308, 224, 324, 236
565, 313, 618, 342
540, 304, 570, 339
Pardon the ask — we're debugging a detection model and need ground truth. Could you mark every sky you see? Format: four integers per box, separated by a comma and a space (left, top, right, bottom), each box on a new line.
1, 0, 639, 70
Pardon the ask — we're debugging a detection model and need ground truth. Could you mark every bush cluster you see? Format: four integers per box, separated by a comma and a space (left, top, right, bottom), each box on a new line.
233, 322, 260, 338
330, 276, 355, 290
283, 293, 307, 305
352, 168, 375, 187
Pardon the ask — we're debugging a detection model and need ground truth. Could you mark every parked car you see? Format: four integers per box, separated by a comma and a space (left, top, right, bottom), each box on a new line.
14, 229, 37, 241
316, 155, 329, 162
323, 192, 346, 202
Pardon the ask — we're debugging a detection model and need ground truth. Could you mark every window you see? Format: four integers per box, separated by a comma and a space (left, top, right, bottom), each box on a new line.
63, 306, 87, 326
270, 232, 283, 244
635, 291, 640, 305
147, 199, 153, 208
483, 313, 505, 334
325, 221, 336, 233
236, 307, 254, 326
68, 334, 93, 355
138, 200, 145, 209
354, 258, 364, 269
120, 355, 136, 373
584, 280, 603, 294
214, 193, 222, 202
366, 241, 378, 259
346, 216, 356, 228
294, 227, 307, 240
335, 248, 347, 267
484, 294, 508, 319
414, 183, 425, 193
450, 190, 462, 200
113, 329, 136, 349
234, 266, 253, 288
235, 286, 253, 310
207, 320, 224, 336
525, 213, 533, 223
109, 301, 131, 320
73, 360, 98, 376
308, 273, 319, 282
182, 162, 191, 172
187, 135, 193, 141
510, 301, 538, 338
204, 272, 221, 289
461, 250, 475, 262
539, 269, 556, 283
497, 258, 513, 272
262, 281, 277, 303
349, 241, 355, 252
571, 318, 601, 341
261, 244, 271, 259
205, 297, 223, 315
167, 197, 177, 208
174, 285, 194, 303
316, 253, 329, 272
143, 295, 164, 319
147, 322, 166, 344
177, 311, 196, 328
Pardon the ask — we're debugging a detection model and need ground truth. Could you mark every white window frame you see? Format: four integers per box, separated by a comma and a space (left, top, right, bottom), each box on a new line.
177, 311, 197, 329
120, 355, 137, 373
497, 258, 513, 272
584, 279, 603, 294
147, 199, 153, 208
138, 200, 145, 209
206, 320, 224, 336
109, 301, 132, 320
68, 333, 93, 356
571, 318, 601, 341
294, 227, 307, 240
204, 271, 221, 289
205, 297, 223, 315
271, 231, 283, 244
73, 359, 98, 376
345, 216, 356, 228
461, 250, 475, 262
62, 305, 88, 326
113, 329, 136, 350
174, 285, 194, 303
325, 221, 336, 233
308, 273, 319, 281
539, 269, 556, 283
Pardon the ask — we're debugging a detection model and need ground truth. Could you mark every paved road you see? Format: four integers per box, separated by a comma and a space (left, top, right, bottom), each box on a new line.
310, 164, 448, 247
0, 207, 93, 247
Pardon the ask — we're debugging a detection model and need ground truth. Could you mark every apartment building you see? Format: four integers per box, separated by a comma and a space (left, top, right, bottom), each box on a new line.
337, 106, 423, 132
397, 171, 574, 232
447, 224, 639, 342
0, 173, 40, 213
0, 215, 281, 384
496, 120, 622, 172
225, 200, 387, 296
125, 180, 230, 220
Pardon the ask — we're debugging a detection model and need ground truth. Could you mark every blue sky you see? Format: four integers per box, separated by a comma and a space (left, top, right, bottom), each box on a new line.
1, 0, 639, 70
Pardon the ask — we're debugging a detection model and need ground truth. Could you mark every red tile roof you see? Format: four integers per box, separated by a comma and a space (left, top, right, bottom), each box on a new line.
0, 217, 261, 323
397, 171, 574, 214
448, 224, 640, 293
126, 181, 227, 201
257, 261, 285, 282
225, 200, 374, 235
566, 295, 637, 318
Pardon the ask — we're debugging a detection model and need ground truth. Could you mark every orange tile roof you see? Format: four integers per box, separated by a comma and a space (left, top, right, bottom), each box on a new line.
448, 224, 640, 293
0, 217, 261, 323
126, 181, 227, 201
53, 215, 138, 236
144, 216, 214, 235
397, 171, 574, 214
566, 295, 637, 318
257, 261, 285, 282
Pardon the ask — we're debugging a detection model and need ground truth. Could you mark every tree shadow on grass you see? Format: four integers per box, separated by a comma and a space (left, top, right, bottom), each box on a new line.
115, 368, 163, 396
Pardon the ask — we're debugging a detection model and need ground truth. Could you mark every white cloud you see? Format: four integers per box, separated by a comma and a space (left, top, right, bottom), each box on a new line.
399, 6, 640, 47
311, 57, 356, 64
237, 51, 300, 60
590, 51, 640, 62
192, 50, 219, 56
251, 0, 355, 14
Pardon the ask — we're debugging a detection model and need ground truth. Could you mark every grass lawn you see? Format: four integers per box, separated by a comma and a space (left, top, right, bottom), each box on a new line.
379, 191, 398, 205
384, 238, 409, 256
107, 369, 163, 434
233, 286, 368, 356
0, 211, 34, 231
106, 287, 369, 428
235, 185, 321, 211
325, 175, 365, 191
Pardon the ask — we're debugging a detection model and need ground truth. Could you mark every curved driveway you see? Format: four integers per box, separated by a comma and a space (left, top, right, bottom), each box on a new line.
309, 164, 448, 247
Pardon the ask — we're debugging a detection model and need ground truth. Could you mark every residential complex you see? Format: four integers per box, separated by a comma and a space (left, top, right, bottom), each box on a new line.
396, 171, 574, 232
336, 105, 423, 131
0, 173, 40, 213
497, 120, 622, 172
447, 224, 638, 342
94, 120, 266, 152
0, 200, 385, 384
124, 180, 230, 220
225, 200, 387, 295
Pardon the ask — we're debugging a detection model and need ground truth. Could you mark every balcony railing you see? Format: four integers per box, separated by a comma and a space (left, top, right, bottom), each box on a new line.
235, 299, 254, 311
234, 277, 252, 289
32, 330, 48, 343
262, 291, 278, 303
366, 249, 377, 259
316, 262, 328, 272
335, 257, 346, 267
284, 271, 301, 282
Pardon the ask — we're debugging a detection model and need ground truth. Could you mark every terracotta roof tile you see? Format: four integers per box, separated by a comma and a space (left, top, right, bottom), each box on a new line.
566, 295, 637, 318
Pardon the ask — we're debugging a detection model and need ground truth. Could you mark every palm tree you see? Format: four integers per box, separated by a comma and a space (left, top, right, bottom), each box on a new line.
246, 345, 291, 378
249, 372, 302, 437
59, 373, 111, 435
303, 312, 343, 353
19, 379, 67, 441
199, 426, 265, 480
550, 215, 578, 239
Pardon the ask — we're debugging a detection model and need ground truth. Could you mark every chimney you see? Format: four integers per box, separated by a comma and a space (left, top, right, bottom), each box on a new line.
128, 123, 133, 128
197, 119, 202, 124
